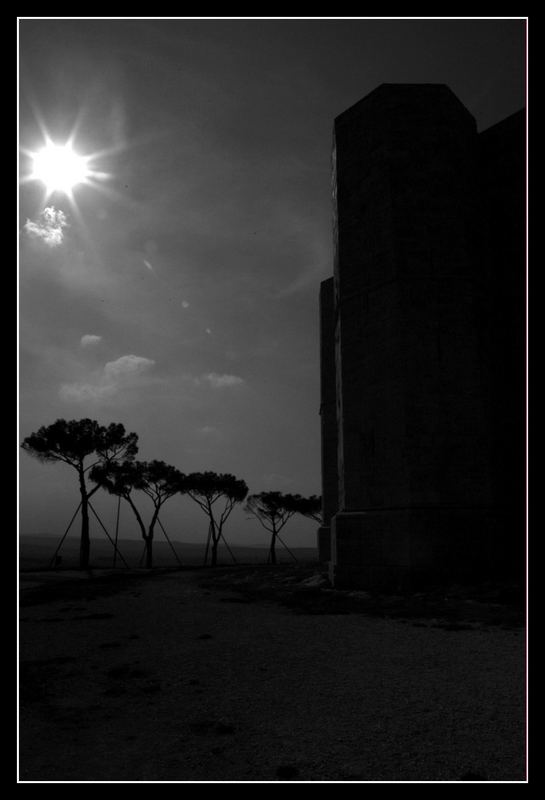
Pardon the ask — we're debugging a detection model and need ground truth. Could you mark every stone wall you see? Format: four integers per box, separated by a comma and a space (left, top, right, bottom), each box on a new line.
319, 85, 525, 588
318, 277, 338, 562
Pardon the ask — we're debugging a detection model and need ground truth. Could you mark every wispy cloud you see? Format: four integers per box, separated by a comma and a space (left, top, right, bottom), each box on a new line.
24, 206, 68, 248
197, 425, 220, 436
273, 232, 331, 298
60, 354, 156, 404
59, 381, 117, 403
80, 334, 102, 348
201, 372, 245, 389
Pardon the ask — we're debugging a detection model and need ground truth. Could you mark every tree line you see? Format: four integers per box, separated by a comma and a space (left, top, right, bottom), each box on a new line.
21, 418, 321, 569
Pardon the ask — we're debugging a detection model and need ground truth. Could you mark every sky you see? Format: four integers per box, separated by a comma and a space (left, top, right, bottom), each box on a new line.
18, 17, 527, 550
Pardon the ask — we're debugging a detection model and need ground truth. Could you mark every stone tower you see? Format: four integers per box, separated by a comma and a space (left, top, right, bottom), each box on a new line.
319, 84, 525, 588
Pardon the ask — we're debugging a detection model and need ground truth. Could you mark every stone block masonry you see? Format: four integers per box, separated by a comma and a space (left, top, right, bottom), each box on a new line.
319, 85, 525, 589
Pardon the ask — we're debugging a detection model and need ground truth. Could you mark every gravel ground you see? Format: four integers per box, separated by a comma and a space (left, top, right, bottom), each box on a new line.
18, 565, 526, 782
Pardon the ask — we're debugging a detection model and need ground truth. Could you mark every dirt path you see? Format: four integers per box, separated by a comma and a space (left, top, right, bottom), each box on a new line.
19, 567, 526, 782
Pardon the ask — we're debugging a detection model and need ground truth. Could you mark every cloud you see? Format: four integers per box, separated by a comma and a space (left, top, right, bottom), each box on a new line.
103, 354, 155, 379
197, 425, 220, 436
143, 259, 154, 271
60, 354, 156, 404
24, 206, 68, 248
59, 381, 116, 403
80, 334, 102, 348
202, 372, 245, 389
182, 301, 190, 309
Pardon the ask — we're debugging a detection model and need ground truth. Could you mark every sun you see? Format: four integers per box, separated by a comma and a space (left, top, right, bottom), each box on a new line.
30, 141, 90, 196
21, 123, 113, 209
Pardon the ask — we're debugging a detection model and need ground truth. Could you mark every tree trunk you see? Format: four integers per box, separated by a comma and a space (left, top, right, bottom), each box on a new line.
207, 512, 219, 566
145, 506, 161, 569
78, 469, 90, 570
125, 495, 148, 566
269, 531, 277, 565
145, 535, 153, 569
210, 536, 219, 566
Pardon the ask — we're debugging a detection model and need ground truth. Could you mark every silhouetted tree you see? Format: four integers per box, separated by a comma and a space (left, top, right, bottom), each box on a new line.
294, 494, 323, 524
245, 491, 302, 564
184, 472, 248, 566
21, 419, 138, 569
90, 459, 185, 568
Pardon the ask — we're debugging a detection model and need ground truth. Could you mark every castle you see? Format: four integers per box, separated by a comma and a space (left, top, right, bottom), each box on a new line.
319, 84, 525, 588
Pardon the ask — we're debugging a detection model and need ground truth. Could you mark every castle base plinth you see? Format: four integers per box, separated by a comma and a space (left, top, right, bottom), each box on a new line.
330, 508, 516, 590
317, 525, 331, 563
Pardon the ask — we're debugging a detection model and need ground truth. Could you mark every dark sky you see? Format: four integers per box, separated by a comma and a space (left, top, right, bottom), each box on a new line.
18, 18, 526, 548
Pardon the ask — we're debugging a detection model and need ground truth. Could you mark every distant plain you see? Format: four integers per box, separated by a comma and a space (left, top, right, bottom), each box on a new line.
19, 534, 318, 571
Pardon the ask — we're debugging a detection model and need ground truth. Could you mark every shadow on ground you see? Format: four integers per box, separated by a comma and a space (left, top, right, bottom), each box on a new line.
197, 563, 525, 630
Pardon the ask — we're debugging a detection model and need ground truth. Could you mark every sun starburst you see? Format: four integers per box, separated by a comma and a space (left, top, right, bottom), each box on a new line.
30, 141, 90, 195
21, 130, 111, 206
